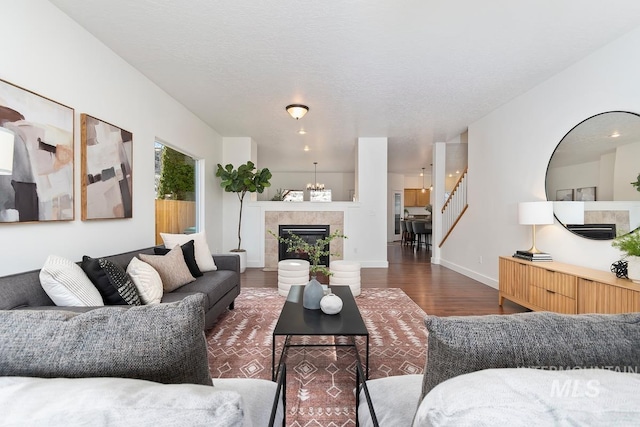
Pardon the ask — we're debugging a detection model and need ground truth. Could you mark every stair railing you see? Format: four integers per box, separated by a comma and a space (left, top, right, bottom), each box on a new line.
439, 167, 468, 247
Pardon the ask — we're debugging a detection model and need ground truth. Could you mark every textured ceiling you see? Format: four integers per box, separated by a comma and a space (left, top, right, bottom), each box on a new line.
49, 0, 640, 176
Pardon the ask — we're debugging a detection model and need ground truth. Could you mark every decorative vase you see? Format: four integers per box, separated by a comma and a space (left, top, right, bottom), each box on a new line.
303, 276, 324, 310
627, 256, 640, 283
320, 292, 343, 315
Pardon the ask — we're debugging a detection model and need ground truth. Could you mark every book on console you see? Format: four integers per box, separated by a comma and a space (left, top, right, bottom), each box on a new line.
516, 250, 552, 258
513, 252, 552, 262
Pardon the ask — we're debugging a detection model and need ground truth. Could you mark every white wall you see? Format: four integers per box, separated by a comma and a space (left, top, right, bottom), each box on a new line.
440, 26, 640, 288
0, 0, 223, 276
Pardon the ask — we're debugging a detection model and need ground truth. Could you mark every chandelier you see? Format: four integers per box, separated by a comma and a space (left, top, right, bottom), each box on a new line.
306, 162, 324, 191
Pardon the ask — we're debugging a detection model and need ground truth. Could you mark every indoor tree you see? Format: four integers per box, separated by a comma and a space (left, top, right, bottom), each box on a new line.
215, 161, 272, 251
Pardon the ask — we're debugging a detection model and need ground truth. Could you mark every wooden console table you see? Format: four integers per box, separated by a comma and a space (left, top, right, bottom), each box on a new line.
499, 256, 640, 314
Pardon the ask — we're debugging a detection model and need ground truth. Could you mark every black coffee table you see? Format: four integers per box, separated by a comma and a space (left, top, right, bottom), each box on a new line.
271, 285, 370, 381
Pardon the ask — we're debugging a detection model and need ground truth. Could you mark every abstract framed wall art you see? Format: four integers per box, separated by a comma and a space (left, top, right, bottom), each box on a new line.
555, 188, 574, 201
81, 114, 133, 220
0, 78, 74, 223
576, 186, 596, 201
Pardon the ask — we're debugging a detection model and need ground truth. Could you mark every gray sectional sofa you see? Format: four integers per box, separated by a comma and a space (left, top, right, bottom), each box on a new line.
357, 311, 640, 427
0, 246, 240, 330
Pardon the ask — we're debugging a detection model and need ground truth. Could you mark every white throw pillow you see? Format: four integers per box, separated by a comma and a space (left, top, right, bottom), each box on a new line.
160, 231, 217, 272
39, 255, 104, 306
126, 257, 163, 305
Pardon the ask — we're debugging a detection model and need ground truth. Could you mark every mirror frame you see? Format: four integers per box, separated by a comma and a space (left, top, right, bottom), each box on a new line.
545, 110, 640, 240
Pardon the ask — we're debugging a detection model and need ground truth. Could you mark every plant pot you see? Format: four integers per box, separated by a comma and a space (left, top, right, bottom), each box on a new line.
627, 256, 640, 283
230, 249, 246, 273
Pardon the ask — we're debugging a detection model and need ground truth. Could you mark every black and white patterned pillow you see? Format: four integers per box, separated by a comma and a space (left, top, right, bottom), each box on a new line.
81, 256, 141, 306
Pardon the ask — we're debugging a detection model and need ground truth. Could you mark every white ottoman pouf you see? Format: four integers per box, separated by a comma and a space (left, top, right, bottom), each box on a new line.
329, 260, 361, 297
278, 259, 310, 297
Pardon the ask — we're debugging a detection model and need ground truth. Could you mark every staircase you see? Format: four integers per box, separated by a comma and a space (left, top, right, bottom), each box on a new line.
439, 167, 468, 247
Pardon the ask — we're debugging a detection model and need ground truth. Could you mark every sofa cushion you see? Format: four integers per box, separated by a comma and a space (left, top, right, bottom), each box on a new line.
0, 294, 212, 386
161, 231, 217, 272
39, 255, 104, 307
0, 376, 243, 427
173, 269, 238, 310
154, 239, 203, 277
126, 257, 163, 304
81, 256, 141, 306
139, 245, 195, 292
421, 312, 640, 400
414, 368, 640, 427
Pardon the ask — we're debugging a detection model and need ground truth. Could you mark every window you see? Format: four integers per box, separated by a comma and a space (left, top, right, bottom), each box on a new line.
154, 142, 197, 244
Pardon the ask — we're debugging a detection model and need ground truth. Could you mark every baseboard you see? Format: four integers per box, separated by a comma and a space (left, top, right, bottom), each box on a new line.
438, 259, 498, 290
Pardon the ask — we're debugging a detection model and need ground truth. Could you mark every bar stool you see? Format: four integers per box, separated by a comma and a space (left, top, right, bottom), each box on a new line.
404, 220, 415, 246
400, 220, 409, 245
278, 259, 310, 296
412, 221, 428, 251
329, 260, 361, 297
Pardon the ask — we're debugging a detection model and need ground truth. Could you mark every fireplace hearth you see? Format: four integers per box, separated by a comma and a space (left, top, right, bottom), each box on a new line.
278, 225, 330, 267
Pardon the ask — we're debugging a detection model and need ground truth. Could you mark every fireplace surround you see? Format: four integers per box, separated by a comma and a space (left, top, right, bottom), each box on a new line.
264, 211, 344, 270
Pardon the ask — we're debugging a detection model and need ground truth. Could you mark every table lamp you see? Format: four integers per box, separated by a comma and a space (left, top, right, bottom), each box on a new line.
518, 201, 554, 254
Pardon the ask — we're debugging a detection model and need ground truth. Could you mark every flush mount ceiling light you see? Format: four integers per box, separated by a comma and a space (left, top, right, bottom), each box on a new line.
298, 129, 307, 135
286, 104, 309, 120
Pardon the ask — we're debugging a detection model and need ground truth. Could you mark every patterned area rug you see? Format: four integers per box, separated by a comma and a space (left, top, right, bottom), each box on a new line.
206, 287, 427, 426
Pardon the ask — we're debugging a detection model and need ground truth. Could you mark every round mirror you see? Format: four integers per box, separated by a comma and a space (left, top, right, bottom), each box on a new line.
546, 111, 640, 240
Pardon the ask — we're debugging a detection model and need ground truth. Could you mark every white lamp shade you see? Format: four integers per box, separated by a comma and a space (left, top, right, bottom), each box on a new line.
518, 201, 554, 225
553, 201, 585, 225
0, 127, 15, 175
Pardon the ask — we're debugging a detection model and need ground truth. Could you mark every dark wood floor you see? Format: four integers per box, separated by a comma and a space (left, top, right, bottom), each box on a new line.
242, 242, 529, 316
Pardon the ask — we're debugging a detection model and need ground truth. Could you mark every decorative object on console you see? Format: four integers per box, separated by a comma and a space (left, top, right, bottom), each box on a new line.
610, 260, 628, 279
306, 161, 324, 191
0, 127, 14, 175
612, 229, 640, 283
81, 114, 133, 220
320, 292, 343, 314
517, 201, 554, 258
285, 104, 309, 120
215, 161, 272, 273
0, 78, 74, 223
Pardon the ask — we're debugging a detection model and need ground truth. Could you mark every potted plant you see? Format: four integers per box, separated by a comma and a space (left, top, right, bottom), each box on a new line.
632, 173, 640, 192
612, 229, 640, 283
269, 229, 347, 309
216, 161, 272, 272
